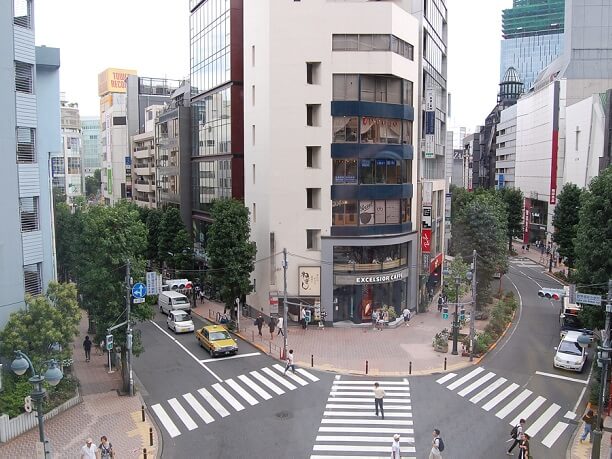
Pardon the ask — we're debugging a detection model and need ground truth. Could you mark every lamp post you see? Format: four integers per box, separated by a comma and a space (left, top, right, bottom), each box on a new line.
451, 276, 461, 355
11, 351, 63, 458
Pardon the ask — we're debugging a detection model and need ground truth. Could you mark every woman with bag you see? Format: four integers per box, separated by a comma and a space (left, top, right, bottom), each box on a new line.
98, 436, 114, 458
517, 433, 530, 459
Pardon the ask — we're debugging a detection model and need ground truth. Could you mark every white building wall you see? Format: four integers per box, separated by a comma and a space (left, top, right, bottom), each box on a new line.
495, 104, 517, 188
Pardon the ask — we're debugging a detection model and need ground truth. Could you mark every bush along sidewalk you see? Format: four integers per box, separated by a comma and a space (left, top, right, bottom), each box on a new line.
472, 292, 518, 356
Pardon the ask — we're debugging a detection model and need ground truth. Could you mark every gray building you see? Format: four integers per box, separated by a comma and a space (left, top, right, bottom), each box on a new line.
0, 0, 60, 327
81, 116, 101, 178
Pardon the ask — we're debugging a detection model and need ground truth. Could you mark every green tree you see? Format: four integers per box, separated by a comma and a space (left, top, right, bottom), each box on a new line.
171, 228, 194, 277
443, 258, 471, 304
84, 169, 101, 197
207, 199, 256, 316
0, 282, 81, 368
145, 208, 163, 264
574, 167, 612, 289
453, 193, 508, 310
552, 183, 582, 268
157, 207, 184, 266
498, 187, 524, 251
54, 201, 85, 282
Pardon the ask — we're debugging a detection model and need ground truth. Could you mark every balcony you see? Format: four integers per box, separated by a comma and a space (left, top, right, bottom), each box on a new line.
134, 166, 153, 176
133, 148, 152, 160
134, 182, 154, 193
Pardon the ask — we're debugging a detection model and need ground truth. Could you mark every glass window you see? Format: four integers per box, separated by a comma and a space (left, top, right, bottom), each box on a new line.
359, 159, 374, 184
375, 159, 386, 183
387, 79, 401, 104
402, 120, 413, 144
334, 159, 358, 184
360, 117, 401, 144
15, 61, 33, 93
332, 200, 357, 226
361, 76, 375, 102
332, 74, 359, 101
16, 127, 35, 163
23, 262, 42, 295
387, 159, 399, 184
358, 34, 373, 51
401, 198, 411, 223
20, 196, 39, 232
373, 34, 390, 51
332, 117, 358, 143
403, 80, 413, 105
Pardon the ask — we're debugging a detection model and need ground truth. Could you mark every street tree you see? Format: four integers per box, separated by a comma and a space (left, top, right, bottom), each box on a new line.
453, 192, 508, 310
443, 258, 471, 304
206, 199, 256, 317
498, 187, 524, 251
145, 208, 163, 265
55, 201, 84, 282
84, 169, 101, 197
157, 207, 187, 267
552, 183, 582, 268
0, 282, 81, 368
170, 228, 194, 277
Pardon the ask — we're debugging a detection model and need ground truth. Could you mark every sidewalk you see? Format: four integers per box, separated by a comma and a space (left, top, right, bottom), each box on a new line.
0, 313, 159, 459
192, 296, 485, 376
569, 411, 612, 459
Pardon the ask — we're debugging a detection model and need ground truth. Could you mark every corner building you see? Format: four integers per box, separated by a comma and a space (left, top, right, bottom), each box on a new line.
245, 0, 419, 324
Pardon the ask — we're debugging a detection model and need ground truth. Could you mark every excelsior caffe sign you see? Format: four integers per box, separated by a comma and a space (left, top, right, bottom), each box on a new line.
335, 267, 409, 286
355, 272, 403, 284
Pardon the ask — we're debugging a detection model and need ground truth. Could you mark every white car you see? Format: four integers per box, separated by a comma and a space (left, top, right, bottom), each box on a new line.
553, 330, 587, 372
167, 311, 195, 334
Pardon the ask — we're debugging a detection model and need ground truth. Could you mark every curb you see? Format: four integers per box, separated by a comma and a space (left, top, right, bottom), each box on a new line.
473, 308, 517, 365
136, 392, 161, 459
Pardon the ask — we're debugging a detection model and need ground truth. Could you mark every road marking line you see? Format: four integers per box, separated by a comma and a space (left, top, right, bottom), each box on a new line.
272, 364, 309, 385
199, 351, 260, 363
470, 377, 507, 404
318, 427, 414, 434
182, 393, 214, 424
151, 404, 181, 438
525, 403, 561, 437
332, 385, 409, 391
225, 378, 259, 406
238, 374, 272, 400
311, 456, 417, 459
323, 411, 411, 418
325, 404, 411, 410
458, 372, 496, 397
329, 391, 410, 397
496, 389, 533, 419
482, 383, 519, 411
297, 368, 320, 382
541, 421, 570, 448
509, 396, 546, 426
168, 398, 197, 431
212, 383, 245, 411
197, 387, 230, 418
261, 367, 297, 390
148, 320, 222, 383
326, 397, 410, 403
535, 371, 588, 384
321, 419, 413, 425
250, 370, 285, 395
313, 445, 416, 453
316, 435, 413, 443
435, 373, 457, 384
332, 381, 410, 385
564, 410, 576, 420
447, 367, 485, 390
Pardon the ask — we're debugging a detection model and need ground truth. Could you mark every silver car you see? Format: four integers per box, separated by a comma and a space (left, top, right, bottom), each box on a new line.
167, 311, 195, 334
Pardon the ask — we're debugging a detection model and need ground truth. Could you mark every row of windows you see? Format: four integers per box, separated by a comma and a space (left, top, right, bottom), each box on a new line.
192, 159, 232, 211
333, 199, 411, 227
333, 243, 408, 268
333, 74, 413, 106
333, 158, 412, 185
193, 87, 232, 156
333, 116, 412, 145
332, 34, 414, 61
14, 0, 32, 28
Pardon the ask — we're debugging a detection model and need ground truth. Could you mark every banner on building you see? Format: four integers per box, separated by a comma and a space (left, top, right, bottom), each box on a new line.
445, 192, 452, 220
422, 181, 433, 206
421, 229, 432, 253
425, 88, 436, 111
425, 135, 435, 158
523, 198, 531, 244
298, 266, 321, 296
430, 253, 443, 274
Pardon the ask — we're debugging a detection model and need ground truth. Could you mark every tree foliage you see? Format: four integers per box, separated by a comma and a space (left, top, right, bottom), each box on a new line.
84, 169, 101, 197
157, 207, 185, 266
145, 208, 163, 264
442, 258, 471, 304
206, 199, 256, 313
552, 183, 582, 268
498, 187, 524, 250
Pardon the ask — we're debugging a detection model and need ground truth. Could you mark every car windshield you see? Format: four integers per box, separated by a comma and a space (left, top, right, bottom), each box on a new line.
172, 297, 188, 304
173, 313, 190, 322
558, 340, 583, 356
210, 331, 231, 341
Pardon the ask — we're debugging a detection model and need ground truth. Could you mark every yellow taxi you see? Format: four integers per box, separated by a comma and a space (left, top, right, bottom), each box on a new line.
195, 324, 238, 358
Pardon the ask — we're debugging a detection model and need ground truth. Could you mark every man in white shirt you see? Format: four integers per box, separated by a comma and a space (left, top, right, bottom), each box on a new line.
277, 317, 284, 336
391, 433, 401, 459
403, 307, 411, 326
80, 438, 97, 459
283, 349, 295, 374
430, 429, 442, 458
374, 382, 385, 419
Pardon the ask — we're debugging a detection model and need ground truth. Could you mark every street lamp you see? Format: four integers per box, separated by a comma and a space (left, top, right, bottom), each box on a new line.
452, 276, 461, 355
11, 351, 63, 458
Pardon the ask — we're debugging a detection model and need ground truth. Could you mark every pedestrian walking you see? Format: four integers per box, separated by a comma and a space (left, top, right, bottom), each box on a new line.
277, 316, 284, 336
98, 435, 114, 458
374, 382, 385, 419
507, 418, 525, 454
437, 296, 444, 313
391, 433, 401, 459
517, 433, 530, 459
372, 309, 379, 329
83, 336, 92, 362
255, 314, 264, 336
402, 307, 411, 326
429, 429, 443, 458
580, 409, 594, 443
268, 317, 276, 340
283, 349, 296, 374
80, 438, 97, 459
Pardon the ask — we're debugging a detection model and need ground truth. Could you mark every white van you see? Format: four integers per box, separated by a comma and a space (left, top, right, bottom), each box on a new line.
158, 291, 191, 315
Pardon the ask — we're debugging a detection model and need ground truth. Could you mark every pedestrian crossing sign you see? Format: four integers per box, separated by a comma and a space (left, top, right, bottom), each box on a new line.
442, 312, 449, 320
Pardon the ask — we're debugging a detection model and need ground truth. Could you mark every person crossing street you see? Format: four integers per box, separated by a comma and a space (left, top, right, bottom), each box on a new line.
283, 349, 296, 374
374, 382, 385, 419
507, 419, 525, 455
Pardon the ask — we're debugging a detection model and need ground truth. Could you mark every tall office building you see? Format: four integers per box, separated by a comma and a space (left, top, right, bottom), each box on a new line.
500, 0, 564, 91
52, 99, 83, 202
0, 0, 61, 327
81, 116, 101, 179
244, 0, 420, 323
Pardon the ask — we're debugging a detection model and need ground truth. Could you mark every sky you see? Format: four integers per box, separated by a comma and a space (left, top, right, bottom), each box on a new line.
35, 0, 513, 130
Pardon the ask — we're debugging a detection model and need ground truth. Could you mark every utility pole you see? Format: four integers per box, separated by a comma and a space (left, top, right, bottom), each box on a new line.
469, 249, 477, 362
282, 248, 288, 360
126, 259, 134, 397
592, 278, 612, 459
451, 277, 460, 355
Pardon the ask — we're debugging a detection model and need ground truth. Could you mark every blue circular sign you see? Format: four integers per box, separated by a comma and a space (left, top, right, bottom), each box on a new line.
132, 282, 147, 298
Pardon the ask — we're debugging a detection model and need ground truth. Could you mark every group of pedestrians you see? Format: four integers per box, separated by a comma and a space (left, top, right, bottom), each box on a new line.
506, 418, 530, 457
80, 436, 114, 459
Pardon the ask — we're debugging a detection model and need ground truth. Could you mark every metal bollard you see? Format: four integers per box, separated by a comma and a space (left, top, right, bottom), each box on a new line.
252, 330, 255, 341
409, 361, 412, 375
311, 354, 314, 367
143, 448, 147, 459
141, 405, 145, 422
444, 357, 447, 371
365, 360, 369, 374
149, 427, 153, 446
269, 341, 272, 354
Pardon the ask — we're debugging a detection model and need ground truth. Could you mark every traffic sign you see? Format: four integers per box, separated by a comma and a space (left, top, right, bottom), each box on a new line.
442, 312, 449, 320
106, 334, 113, 351
133, 297, 145, 304
131, 282, 147, 299
576, 292, 602, 306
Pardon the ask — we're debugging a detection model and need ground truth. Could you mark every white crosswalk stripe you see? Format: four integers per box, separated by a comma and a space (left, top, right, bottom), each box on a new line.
272, 363, 309, 385
437, 366, 573, 449
312, 378, 416, 459
150, 364, 321, 440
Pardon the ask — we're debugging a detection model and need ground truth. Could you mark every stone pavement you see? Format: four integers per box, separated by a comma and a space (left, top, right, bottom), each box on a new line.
568, 410, 612, 459
0, 314, 159, 459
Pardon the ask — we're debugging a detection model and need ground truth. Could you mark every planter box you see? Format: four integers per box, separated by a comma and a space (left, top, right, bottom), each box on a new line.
433, 344, 448, 353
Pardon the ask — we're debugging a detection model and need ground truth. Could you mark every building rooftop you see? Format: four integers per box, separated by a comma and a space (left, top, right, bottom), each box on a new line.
502, 0, 564, 39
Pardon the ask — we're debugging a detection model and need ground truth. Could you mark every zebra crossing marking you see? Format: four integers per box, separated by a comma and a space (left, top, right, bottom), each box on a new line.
168, 398, 198, 431
469, 377, 507, 404
225, 378, 259, 406
261, 366, 297, 390
509, 395, 546, 426
525, 403, 561, 437
495, 389, 532, 419
182, 393, 214, 424
320, 418, 413, 425
212, 383, 245, 411
323, 411, 410, 418
197, 387, 230, 418
151, 404, 181, 438
436, 373, 457, 384
272, 363, 309, 385
238, 374, 272, 400
250, 370, 285, 395
457, 372, 496, 397
482, 383, 519, 411
326, 404, 411, 410
447, 367, 485, 390
318, 426, 414, 434
541, 421, 570, 448
297, 368, 320, 382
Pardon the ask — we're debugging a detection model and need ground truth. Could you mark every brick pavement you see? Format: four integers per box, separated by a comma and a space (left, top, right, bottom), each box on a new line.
569, 412, 612, 459
0, 314, 158, 459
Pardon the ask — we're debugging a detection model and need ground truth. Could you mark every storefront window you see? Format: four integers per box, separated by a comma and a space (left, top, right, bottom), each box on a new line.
360, 117, 401, 144
359, 159, 407, 185
402, 120, 413, 144
333, 198, 410, 227
332, 200, 357, 226
333, 117, 358, 143
333, 159, 358, 184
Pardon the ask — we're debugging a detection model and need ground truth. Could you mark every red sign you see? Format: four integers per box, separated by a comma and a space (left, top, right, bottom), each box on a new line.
430, 253, 443, 273
421, 229, 432, 253
523, 198, 531, 244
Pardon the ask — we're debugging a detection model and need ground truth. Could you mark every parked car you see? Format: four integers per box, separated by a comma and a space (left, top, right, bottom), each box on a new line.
195, 325, 238, 358
166, 310, 194, 334
553, 330, 588, 372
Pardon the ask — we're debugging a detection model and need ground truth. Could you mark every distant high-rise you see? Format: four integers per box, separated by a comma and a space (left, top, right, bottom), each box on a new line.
500, 0, 564, 91
81, 116, 101, 178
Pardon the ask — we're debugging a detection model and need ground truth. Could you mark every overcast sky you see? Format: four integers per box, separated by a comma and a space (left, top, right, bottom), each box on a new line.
35, 0, 512, 131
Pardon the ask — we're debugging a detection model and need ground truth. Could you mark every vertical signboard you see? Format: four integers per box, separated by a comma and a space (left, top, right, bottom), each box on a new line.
549, 81, 560, 205
523, 198, 531, 244
424, 87, 436, 159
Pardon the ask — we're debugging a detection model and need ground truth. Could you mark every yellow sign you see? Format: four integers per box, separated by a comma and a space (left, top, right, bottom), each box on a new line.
98, 68, 137, 96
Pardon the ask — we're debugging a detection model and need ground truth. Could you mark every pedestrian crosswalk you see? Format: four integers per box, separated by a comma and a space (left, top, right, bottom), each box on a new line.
151, 365, 320, 438
436, 367, 574, 449
311, 377, 416, 459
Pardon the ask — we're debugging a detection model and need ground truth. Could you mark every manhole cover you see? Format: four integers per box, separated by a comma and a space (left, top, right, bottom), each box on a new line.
276, 411, 292, 420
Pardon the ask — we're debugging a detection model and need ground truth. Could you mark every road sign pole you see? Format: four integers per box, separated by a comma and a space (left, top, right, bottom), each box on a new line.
126, 259, 134, 397
469, 250, 477, 362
